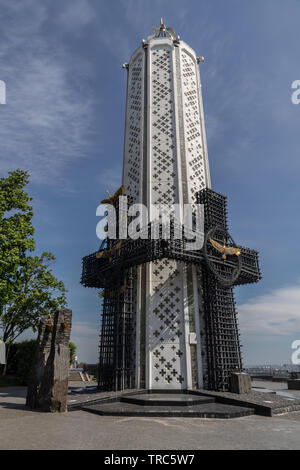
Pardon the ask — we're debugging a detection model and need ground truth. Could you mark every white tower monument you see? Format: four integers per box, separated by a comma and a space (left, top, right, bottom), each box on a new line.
122, 20, 211, 390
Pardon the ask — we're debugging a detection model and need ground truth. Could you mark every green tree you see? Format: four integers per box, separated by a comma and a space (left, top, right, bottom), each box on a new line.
7, 339, 38, 385
1, 252, 67, 344
0, 170, 67, 374
7, 340, 75, 385
0, 169, 35, 309
69, 342, 76, 366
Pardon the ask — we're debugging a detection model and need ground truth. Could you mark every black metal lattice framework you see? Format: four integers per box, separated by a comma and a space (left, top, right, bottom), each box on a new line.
198, 189, 240, 389
98, 267, 136, 390
81, 188, 261, 391
196, 189, 261, 390
96, 194, 137, 390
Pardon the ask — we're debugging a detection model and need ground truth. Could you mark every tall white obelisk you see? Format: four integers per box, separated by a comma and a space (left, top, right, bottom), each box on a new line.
122, 20, 211, 389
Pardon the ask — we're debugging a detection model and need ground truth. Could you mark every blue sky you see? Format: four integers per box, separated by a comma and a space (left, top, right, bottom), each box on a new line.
0, 0, 299, 365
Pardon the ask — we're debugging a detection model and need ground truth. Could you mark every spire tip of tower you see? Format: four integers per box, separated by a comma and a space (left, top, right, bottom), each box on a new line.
149, 18, 178, 41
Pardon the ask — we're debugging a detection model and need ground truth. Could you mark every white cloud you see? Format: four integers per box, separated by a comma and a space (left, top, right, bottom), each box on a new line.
58, 0, 95, 30
98, 165, 123, 193
70, 320, 99, 363
71, 320, 99, 339
0, 0, 96, 185
238, 281, 300, 336
97, 2, 190, 63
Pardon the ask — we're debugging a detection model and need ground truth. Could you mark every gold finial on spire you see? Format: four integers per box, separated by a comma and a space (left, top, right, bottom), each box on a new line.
149, 18, 178, 41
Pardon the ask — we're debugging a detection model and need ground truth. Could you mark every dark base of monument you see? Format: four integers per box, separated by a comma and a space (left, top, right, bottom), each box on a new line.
81, 390, 255, 419
121, 393, 213, 407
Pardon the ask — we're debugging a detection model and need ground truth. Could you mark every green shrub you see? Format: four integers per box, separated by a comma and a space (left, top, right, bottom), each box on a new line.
7, 339, 37, 385
69, 342, 76, 366
7, 339, 76, 385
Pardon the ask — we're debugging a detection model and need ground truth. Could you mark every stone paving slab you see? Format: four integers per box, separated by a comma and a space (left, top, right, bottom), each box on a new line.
67, 384, 300, 416
252, 379, 300, 397
194, 389, 300, 416
121, 393, 215, 406
1, 386, 300, 449
67, 388, 142, 410
82, 401, 255, 419
67, 386, 300, 417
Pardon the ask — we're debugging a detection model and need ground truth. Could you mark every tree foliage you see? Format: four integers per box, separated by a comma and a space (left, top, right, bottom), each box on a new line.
0, 170, 67, 360
7, 339, 75, 385
1, 252, 67, 344
7, 339, 37, 385
0, 169, 35, 309
69, 341, 76, 366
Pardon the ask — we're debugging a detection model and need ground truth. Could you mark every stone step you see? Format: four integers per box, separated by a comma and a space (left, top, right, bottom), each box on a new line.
69, 371, 86, 382
121, 393, 215, 407
82, 401, 255, 419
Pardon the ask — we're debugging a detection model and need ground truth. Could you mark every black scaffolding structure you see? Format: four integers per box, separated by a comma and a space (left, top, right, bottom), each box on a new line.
81, 188, 261, 392
98, 267, 136, 390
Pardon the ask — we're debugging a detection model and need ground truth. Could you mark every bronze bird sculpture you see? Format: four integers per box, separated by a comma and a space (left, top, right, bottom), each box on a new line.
209, 238, 241, 260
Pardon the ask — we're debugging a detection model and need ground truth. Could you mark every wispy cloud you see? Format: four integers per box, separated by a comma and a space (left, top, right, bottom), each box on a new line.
0, 0, 96, 185
58, 0, 95, 31
96, 1, 190, 62
71, 320, 99, 363
98, 165, 123, 193
238, 281, 300, 336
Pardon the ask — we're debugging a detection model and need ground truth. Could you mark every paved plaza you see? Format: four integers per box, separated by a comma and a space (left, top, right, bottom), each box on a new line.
0, 381, 300, 450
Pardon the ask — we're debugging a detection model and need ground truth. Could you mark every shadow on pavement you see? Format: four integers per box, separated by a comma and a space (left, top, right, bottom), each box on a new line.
0, 387, 27, 398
